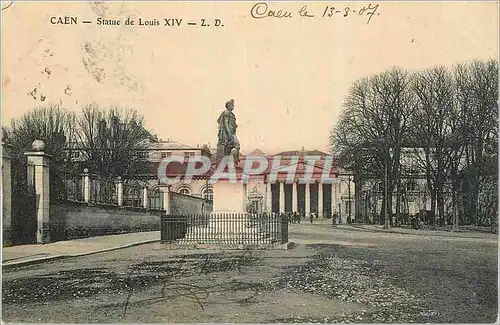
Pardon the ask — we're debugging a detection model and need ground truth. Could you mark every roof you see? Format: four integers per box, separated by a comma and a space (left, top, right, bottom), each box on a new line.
151, 153, 338, 182
245, 149, 267, 156
146, 139, 199, 150
276, 149, 329, 157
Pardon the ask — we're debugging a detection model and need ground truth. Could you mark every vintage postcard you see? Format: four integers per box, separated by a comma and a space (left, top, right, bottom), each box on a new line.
1, 1, 498, 323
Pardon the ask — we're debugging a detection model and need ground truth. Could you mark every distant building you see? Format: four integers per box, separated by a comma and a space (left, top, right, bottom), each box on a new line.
151, 147, 355, 221
356, 147, 448, 225
64, 140, 356, 220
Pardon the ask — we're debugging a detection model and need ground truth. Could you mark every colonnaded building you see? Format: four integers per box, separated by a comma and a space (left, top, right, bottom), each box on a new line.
68, 138, 434, 224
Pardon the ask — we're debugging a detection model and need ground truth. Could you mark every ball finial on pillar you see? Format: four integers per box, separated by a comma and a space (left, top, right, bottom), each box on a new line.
32, 140, 45, 151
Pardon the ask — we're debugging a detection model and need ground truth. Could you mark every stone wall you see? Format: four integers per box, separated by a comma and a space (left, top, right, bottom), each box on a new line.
169, 191, 213, 215
50, 202, 163, 241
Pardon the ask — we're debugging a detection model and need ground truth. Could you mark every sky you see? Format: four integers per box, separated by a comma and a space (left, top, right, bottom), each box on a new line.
2, 1, 498, 154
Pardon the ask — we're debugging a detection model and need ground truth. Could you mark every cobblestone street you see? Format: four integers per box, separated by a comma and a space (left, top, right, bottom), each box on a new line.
2, 224, 497, 323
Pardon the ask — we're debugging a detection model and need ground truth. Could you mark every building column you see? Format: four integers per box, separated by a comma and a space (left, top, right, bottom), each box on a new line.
25, 145, 51, 244
292, 181, 298, 213
83, 168, 90, 203
266, 179, 272, 213
2, 143, 13, 246
305, 182, 311, 217
279, 181, 285, 214
143, 186, 148, 209
162, 186, 171, 214
318, 181, 323, 218
117, 176, 123, 206
331, 182, 337, 214
243, 183, 248, 213
338, 182, 344, 224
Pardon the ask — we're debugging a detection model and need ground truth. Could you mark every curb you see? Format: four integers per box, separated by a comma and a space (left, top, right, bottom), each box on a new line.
160, 241, 296, 250
2, 239, 160, 270
344, 225, 493, 238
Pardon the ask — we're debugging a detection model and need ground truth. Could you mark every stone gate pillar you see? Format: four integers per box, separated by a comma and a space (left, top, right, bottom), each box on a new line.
2, 142, 13, 246
25, 140, 51, 244
162, 186, 171, 214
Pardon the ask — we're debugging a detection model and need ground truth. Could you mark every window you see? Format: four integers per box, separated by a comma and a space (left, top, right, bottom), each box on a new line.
406, 165, 419, 174
374, 182, 384, 192
178, 187, 191, 195
70, 151, 80, 159
138, 152, 148, 159
203, 187, 213, 201
125, 188, 141, 207
405, 181, 418, 193
184, 152, 195, 159
161, 152, 166, 158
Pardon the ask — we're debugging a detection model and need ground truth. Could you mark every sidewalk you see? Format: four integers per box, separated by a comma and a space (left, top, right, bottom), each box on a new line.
296, 218, 497, 239
337, 224, 497, 239
2, 231, 160, 268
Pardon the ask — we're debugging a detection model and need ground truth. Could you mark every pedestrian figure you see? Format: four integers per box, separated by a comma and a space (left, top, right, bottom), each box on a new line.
310, 213, 314, 224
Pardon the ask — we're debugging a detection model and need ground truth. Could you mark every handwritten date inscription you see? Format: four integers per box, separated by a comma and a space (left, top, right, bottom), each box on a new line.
250, 2, 380, 25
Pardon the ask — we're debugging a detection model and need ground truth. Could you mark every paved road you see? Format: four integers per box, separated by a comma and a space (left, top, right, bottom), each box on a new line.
2, 224, 497, 323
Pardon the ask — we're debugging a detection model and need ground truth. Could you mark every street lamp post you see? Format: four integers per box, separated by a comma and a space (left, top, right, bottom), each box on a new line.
334, 172, 353, 224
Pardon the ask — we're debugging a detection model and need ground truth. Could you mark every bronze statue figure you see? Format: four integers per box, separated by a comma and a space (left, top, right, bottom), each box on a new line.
217, 99, 240, 163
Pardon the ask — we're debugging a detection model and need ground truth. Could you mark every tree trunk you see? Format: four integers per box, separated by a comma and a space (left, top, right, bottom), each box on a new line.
430, 190, 437, 217
388, 185, 394, 226
354, 172, 362, 222
395, 177, 401, 227
437, 187, 445, 226
469, 166, 480, 225
380, 196, 386, 225
452, 178, 459, 231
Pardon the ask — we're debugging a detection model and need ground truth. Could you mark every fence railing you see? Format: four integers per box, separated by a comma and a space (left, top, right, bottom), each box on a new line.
148, 187, 164, 211
57, 169, 165, 210
63, 174, 84, 202
89, 177, 117, 205
123, 183, 143, 208
161, 213, 288, 245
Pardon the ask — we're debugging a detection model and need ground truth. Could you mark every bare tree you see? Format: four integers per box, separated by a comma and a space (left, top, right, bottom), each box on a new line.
76, 104, 154, 179
408, 66, 457, 225
331, 67, 415, 226
332, 59, 497, 229
454, 59, 498, 226
6, 105, 75, 160
5, 105, 77, 201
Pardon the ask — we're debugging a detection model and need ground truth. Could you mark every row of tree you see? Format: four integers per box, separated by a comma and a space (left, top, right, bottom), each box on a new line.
331, 59, 498, 227
3, 105, 158, 200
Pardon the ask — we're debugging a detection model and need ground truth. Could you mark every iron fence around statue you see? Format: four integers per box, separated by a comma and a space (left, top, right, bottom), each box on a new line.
161, 213, 288, 245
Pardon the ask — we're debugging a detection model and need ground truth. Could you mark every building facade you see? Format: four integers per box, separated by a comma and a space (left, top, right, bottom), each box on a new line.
154, 147, 355, 222
65, 139, 356, 221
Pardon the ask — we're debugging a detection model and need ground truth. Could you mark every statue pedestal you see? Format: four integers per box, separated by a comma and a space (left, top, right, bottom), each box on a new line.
212, 181, 246, 213
180, 180, 272, 244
